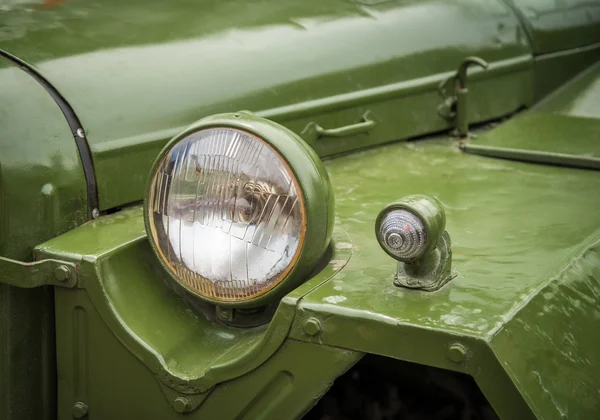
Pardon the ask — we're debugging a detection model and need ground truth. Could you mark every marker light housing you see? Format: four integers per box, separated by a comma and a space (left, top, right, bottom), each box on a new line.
376, 195, 453, 291
375, 195, 446, 262
145, 112, 334, 308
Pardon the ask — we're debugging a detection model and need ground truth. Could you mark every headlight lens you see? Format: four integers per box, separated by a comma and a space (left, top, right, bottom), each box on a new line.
146, 112, 333, 307
148, 127, 305, 301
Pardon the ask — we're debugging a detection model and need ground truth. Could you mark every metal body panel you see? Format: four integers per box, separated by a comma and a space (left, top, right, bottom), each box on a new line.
292, 137, 599, 418
0, 62, 88, 420
505, 0, 600, 53
538, 61, 600, 119
54, 281, 360, 419
490, 240, 600, 419
36, 106, 600, 418
1, 0, 535, 210
37, 206, 355, 416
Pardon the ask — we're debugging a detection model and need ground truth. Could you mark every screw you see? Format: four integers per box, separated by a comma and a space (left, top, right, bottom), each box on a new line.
448, 343, 468, 364
303, 318, 321, 336
173, 396, 190, 413
91, 208, 100, 219
218, 308, 233, 321
72, 401, 88, 419
54, 265, 71, 282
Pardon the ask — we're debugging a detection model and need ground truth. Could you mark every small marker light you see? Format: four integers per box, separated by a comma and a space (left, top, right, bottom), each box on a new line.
377, 209, 428, 261
375, 195, 454, 291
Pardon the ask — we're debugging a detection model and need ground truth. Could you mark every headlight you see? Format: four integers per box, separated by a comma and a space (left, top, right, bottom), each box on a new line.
145, 112, 333, 307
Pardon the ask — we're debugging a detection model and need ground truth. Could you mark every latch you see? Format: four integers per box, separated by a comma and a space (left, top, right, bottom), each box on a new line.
0, 256, 78, 288
437, 57, 489, 138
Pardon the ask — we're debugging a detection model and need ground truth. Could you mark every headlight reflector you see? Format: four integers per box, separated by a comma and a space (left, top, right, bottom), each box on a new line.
145, 113, 333, 306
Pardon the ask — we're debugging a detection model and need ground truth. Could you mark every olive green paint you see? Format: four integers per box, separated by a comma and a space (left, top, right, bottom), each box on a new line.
36, 116, 600, 418
0, 257, 77, 289
53, 284, 360, 419
490, 240, 600, 419
1, 0, 536, 210
536, 60, 600, 119
1, 0, 600, 419
143, 112, 335, 308
287, 134, 600, 418
503, 0, 600, 54
0, 60, 88, 420
37, 205, 353, 402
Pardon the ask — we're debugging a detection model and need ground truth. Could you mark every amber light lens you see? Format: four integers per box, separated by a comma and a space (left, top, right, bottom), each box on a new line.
147, 127, 306, 302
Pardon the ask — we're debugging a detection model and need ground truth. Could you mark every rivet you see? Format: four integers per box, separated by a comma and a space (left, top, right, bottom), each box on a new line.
303, 318, 321, 336
448, 343, 468, 363
91, 208, 100, 219
54, 265, 71, 282
173, 396, 190, 413
72, 401, 88, 419
76, 128, 85, 139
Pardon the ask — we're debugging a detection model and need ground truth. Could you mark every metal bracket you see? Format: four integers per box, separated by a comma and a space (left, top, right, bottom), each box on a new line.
0, 256, 78, 288
394, 231, 455, 291
437, 57, 489, 138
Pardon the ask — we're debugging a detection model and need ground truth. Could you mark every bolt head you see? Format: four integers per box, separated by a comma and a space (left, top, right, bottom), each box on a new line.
303, 318, 321, 336
173, 396, 190, 413
72, 401, 88, 419
54, 265, 71, 282
92, 208, 100, 219
448, 343, 468, 363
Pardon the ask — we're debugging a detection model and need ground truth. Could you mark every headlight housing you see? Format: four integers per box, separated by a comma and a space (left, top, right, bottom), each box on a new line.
145, 112, 333, 307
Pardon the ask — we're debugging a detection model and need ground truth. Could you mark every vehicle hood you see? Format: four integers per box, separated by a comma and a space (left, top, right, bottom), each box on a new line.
1, 0, 537, 209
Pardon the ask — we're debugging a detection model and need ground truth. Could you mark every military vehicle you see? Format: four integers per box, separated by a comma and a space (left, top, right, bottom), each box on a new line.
1, 0, 599, 419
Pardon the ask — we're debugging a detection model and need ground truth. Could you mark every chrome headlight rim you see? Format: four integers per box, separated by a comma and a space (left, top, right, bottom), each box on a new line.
144, 112, 334, 308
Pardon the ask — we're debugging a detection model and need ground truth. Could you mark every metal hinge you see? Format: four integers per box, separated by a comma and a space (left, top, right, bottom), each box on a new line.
0, 256, 78, 288
437, 57, 488, 138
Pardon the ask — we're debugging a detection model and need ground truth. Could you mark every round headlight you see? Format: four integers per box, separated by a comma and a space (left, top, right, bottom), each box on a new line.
375, 195, 446, 262
145, 112, 333, 307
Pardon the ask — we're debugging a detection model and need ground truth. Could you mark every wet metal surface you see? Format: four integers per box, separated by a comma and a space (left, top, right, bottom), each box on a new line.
308, 139, 600, 338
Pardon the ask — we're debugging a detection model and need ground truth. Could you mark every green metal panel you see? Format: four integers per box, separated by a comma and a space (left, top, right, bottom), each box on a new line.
532, 42, 600, 101
1, 0, 534, 210
36, 204, 355, 416
53, 284, 360, 419
0, 62, 87, 419
464, 112, 600, 158
287, 134, 600, 418
36, 111, 600, 419
490, 240, 600, 419
537, 61, 600, 119
462, 62, 600, 168
503, 0, 600, 54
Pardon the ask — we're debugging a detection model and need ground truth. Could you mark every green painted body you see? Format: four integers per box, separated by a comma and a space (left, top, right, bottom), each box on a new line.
1, 0, 600, 419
